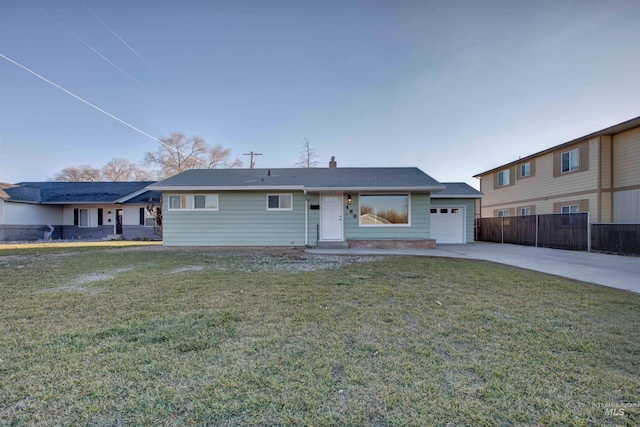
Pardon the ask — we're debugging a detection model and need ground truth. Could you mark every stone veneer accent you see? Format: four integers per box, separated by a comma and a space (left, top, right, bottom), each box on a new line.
347, 239, 436, 249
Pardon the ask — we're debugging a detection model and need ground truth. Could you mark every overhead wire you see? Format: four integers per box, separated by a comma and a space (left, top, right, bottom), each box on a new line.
0, 53, 210, 169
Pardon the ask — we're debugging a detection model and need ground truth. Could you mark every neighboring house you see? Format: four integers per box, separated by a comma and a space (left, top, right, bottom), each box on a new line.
0, 182, 161, 241
474, 116, 640, 223
148, 162, 482, 247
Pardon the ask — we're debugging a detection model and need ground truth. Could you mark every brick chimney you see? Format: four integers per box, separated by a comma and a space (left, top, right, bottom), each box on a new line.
329, 156, 337, 168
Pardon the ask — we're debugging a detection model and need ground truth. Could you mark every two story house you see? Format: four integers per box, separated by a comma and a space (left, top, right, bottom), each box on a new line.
474, 116, 640, 223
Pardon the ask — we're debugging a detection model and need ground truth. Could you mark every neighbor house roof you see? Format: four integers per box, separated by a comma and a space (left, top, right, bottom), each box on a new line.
149, 168, 446, 193
474, 115, 640, 177
432, 182, 483, 198
2, 182, 160, 204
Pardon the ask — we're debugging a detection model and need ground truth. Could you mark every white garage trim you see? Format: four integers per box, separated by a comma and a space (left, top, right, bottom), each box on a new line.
430, 205, 465, 244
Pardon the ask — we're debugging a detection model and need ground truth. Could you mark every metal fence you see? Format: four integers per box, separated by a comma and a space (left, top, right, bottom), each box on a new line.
476, 214, 640, 256
591, 223, 640, 256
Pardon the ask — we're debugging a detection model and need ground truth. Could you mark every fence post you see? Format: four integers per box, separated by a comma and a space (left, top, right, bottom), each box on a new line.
535, 214, 539, 248
501, 216, 504, 244
587, 212, 591, 253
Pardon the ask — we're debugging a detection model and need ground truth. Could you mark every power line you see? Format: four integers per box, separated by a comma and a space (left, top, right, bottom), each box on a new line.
0, 53, 209, 168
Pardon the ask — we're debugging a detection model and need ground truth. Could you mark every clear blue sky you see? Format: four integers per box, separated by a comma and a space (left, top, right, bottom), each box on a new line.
1, 0, 639, 188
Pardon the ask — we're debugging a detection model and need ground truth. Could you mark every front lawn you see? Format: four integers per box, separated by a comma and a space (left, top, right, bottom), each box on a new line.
1, 247, 638, 426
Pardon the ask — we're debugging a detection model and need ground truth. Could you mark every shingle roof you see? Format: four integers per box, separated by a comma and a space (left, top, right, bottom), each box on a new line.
433, 182, 483, 198
5, 182, 157, 204
149, 168, 445, 191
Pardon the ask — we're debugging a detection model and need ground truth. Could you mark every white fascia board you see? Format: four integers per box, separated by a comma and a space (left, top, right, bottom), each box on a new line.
148, 185, 305, 191
114, 188, 152, 203
431, 194, 483, 199
304, 186, 446, 193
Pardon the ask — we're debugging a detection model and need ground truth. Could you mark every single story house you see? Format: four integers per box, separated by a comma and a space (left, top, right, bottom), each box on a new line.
149, 164, 482, 247
0, 181, 161, 241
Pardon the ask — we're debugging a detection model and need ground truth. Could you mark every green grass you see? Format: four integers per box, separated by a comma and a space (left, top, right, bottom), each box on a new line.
1, 247, 638, 426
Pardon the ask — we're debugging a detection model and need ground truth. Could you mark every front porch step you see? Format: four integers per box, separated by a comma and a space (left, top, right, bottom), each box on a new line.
316, 241, 349, 249
103, 234, 123, 241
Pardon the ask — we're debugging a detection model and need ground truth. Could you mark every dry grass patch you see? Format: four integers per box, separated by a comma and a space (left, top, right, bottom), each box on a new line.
1, 248, 638, 426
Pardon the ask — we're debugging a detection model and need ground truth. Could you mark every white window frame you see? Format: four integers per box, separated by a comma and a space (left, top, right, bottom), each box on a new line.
561, 205, 579, 214
497, 169, 510, 187
359, 193, 411, 227
266, 194, 293, 211
168, 194, 219, 211
497, 209, 509, 217
520, 162, 531, 178
520, 207, 531, 216
561, 148, 579, 173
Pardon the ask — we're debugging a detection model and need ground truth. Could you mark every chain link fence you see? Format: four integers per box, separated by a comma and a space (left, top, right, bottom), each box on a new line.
476, 214, 640, 256
591, 223, 640, 256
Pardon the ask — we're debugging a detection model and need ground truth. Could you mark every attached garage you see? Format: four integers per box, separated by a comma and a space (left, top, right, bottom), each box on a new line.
430, 182, 483, 244
430, 206, 465, 244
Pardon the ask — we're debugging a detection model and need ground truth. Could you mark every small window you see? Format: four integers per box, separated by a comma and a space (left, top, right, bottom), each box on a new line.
430, 208, 437, 214
498, 169, 510, 187
194, 195, 218, 210
497, 210, 509, 217
267, 194, 293, 210
520, 162, 531, 178
561, 205, 579, 214
520, 207, 530, 216
451, 208, 459, 214
561, 149, 579, 173
440, 209, 448, 214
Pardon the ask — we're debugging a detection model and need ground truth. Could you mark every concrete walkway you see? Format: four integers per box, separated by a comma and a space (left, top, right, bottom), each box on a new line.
306, 242, 640, 294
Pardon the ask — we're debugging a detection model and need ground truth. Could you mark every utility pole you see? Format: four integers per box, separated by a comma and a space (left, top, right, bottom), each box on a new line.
243, 151, 262, 169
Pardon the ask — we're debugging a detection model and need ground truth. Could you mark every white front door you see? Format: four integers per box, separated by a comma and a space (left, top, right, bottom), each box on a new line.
320, 194, 343, 241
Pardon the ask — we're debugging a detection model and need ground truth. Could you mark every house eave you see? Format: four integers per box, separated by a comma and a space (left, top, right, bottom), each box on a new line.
305, 186, 446, 193
148, 185, 306, 192
431, 194, 483, 199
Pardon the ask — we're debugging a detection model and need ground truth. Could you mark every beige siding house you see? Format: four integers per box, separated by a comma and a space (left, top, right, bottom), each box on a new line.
474, 116, 640, 223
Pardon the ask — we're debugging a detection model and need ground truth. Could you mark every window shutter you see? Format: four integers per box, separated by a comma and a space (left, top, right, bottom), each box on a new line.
73, 208, 79, 226
140, 208, 145, 225
579, 142, 589, 171
579, 199, 589, 213
530, 159, 536, 177
553, 152, 561, 177
508, 207, 515, 216
553, 202, 561, 213
98, 209, 103, 226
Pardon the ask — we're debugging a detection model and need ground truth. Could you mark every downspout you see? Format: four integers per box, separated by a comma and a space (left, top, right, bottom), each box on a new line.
304, 189, 308, 246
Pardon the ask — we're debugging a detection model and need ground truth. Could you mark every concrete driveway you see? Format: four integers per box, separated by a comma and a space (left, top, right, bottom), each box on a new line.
306, 242, 640, 294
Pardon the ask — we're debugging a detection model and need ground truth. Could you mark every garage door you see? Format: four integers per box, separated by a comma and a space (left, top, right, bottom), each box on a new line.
430, 206, 465, 244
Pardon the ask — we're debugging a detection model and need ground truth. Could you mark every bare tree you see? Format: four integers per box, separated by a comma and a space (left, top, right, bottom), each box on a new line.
293, 138, 319, 168
102, 158, 155, 181
54, 165, 103, 182
144, 132, 242, 178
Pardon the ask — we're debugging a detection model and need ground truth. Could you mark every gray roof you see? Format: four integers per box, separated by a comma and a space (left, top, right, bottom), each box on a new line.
475, 115, 640, 177
149, 168, 445, 192
433, 182, 483, 198
3, 182, 159, 204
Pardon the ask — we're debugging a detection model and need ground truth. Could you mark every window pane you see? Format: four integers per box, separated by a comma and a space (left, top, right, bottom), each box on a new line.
194, 195, 205, 209
280, 195, 292, 209
440, 209, 448, 213
521, 163, 530, 177
268, 195, 279, 209
79, 209, 88, 226
205, 195, 218, 209
360, 194, 408, 225
570, 149, 579, 171
451, 208, 459, 213
430, 208, 437, 214
562, 152, 570, 172
169, 196, 182, 209
498, 169, 509, 186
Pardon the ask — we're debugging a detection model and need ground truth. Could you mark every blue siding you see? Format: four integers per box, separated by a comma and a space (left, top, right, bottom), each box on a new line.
163, 191, 307, 246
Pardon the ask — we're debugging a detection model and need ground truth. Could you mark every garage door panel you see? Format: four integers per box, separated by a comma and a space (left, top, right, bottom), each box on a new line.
431, 206, 464, 244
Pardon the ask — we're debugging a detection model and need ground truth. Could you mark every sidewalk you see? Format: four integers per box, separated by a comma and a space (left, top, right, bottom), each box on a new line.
306, 242, 640, 294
